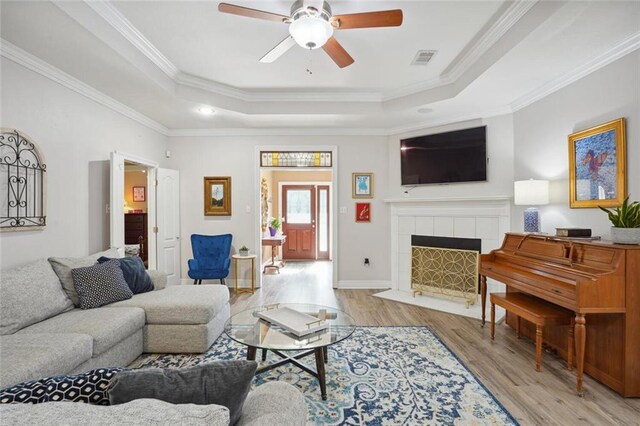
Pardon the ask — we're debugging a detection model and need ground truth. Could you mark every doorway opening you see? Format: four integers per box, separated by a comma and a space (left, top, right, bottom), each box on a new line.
256, 148, 338, 290
110, 151, 181, 286
124, 162, 150, 267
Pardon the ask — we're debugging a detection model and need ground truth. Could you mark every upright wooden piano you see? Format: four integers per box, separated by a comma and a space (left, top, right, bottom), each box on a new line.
480, 233, 640, 397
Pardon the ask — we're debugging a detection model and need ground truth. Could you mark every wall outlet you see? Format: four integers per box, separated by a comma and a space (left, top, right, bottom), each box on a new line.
340, 206, 347, 214
245, 205, 251, 213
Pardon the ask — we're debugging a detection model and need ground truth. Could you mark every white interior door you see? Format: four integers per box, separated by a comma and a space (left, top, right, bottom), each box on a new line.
157, 168, 181, 286
110, 152, 125, 249
110, 151, 158, 269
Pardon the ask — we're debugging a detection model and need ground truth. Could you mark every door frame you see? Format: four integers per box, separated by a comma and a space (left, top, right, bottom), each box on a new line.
278, 181, 332, 261
255, 146, 338, 289
110, 151, 158, 269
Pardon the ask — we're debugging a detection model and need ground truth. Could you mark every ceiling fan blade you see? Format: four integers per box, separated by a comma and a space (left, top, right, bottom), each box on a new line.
260, 36, 297, 63
331, 10, 403, 29
218, 3, 289, 23
322, 37, 354, 68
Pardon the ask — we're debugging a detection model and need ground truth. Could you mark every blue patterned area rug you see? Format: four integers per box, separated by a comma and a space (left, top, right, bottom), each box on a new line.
132, 326, 518, 425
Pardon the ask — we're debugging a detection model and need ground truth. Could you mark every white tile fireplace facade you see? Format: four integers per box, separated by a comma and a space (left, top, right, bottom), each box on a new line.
379, 196, 512, 319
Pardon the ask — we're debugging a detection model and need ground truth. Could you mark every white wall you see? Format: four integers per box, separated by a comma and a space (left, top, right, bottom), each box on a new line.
387, 114, 515, 200
0, 58, 168, 269
167, 135, 390, 286
513, 51, 640, 237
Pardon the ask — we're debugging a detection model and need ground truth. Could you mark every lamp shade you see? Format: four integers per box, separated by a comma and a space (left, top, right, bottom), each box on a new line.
514, 180, 549, 206
289, 16, 333, 49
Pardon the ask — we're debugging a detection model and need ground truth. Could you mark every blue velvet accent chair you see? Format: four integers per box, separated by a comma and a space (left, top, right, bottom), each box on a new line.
188, 234, 232, 285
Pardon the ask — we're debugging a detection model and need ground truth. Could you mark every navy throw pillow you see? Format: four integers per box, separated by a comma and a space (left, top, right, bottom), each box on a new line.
98, 256, 154, 294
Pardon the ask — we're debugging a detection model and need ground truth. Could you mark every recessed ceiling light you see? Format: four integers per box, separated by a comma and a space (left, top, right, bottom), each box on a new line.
417, 107, 432, 114
198, 106, 216, 115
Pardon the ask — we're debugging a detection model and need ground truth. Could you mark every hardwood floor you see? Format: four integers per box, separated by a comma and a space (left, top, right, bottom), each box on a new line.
230, 262, 640, 426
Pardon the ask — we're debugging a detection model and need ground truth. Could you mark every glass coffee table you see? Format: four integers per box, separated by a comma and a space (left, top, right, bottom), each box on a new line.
224, 303, 356, 400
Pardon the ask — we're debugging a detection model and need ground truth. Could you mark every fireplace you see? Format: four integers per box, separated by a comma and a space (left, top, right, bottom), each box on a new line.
379, 196, 511, 319
410, 236, 481, 307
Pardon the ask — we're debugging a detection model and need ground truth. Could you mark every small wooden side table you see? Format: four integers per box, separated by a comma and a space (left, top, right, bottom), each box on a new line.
232, 254, 256, 294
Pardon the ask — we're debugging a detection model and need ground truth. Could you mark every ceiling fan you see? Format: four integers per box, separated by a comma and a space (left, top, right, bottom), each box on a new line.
218, 0, 403, 68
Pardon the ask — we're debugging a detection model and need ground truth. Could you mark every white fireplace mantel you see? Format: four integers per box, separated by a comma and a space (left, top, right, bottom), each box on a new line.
379, 195, 512, 319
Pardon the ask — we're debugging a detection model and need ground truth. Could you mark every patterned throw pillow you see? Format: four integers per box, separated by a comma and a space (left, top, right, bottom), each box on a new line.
71, 259, 133, 309
0, 368, 126, 405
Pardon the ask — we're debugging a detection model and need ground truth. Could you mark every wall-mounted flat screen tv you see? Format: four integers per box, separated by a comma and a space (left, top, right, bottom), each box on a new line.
400, 126, 487, 185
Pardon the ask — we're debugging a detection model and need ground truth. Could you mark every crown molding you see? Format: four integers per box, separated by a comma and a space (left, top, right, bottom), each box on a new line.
167, 127, 390, 137
84, 0, 179, 79
383, 1, 538, 101
510, 31, 640, 112
167, 106, 512, 138
88, 0, 531, 105
176, 72, 382, 103
443, 0, 538, 83
0, 39, 169, 136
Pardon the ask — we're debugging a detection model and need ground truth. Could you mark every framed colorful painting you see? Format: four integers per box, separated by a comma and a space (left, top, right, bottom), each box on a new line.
204, 176, 232, 216
568, 118, 626, 208
352, 172, 373, 198
355, 202, 371, 223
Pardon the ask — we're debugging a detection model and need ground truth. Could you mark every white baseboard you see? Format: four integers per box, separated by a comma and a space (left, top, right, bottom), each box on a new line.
337, 280, 391, 289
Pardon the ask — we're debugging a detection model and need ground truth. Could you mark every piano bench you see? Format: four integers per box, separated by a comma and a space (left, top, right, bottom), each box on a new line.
490, 292, 574, 372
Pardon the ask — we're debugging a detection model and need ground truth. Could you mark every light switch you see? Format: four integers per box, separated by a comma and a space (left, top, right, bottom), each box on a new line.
246, 205, 251, 213
340, 206, 347, 214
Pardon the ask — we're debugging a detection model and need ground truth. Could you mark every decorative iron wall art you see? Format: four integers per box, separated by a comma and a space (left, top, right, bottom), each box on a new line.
0, 129, 47, 230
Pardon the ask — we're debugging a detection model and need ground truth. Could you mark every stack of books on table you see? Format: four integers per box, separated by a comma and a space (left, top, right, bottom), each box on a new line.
555, 228, 601, 240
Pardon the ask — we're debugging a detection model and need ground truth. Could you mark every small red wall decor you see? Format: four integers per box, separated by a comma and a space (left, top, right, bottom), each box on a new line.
355, 202, 371, 223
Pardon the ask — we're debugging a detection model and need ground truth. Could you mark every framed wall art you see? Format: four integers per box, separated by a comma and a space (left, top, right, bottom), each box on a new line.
568, 118, 626, 208
355, 202, 371, 223
204, 176, 232, 216
352, 172, 373, 198
133, 186, 146, 202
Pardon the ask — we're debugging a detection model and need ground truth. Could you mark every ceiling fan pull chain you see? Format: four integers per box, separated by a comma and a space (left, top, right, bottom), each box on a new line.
306, 51, 313, 75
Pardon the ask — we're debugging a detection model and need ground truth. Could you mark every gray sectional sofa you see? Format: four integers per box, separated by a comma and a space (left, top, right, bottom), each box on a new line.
0, 381, 308, 426
0, 249, 231, 389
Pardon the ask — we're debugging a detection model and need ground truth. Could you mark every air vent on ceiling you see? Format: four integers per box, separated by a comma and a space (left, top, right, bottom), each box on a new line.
411, 50, 437, 66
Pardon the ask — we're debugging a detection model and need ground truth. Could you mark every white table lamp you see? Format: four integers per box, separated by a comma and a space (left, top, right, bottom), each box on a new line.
514, 179, 549, 233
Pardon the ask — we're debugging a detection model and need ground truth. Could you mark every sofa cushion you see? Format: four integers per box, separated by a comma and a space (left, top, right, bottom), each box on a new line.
98, 256, 153, 294
0, 259, 74, 335
72, 260, 133, 309
0, 398, 230, 426
0, 367, 125, 405
18, 307, 145, 356
109, 285, 229, 325
0, 334, 93, 389
109, 360, 257, 426
49, 248, 121, 307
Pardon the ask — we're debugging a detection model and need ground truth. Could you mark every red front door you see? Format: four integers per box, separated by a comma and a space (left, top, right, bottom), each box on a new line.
282, 185, 317, 260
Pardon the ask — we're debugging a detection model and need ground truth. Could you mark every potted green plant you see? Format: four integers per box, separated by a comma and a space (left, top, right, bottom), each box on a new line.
599, 196, 640, 244
269, 217, 281, 237
239, 245, 250, 256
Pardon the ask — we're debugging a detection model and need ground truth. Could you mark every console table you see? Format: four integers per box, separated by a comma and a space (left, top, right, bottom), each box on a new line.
262, 235, 286, 273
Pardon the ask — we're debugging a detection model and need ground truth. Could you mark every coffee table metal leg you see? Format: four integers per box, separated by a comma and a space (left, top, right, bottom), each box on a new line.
247, 346, 257, 361
314, 347, 327, 400
261, 349, 267, 361
323, 346, 328, 363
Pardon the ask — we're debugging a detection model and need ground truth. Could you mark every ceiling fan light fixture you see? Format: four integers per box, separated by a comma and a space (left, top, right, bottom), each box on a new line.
289, 15, 333, 49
